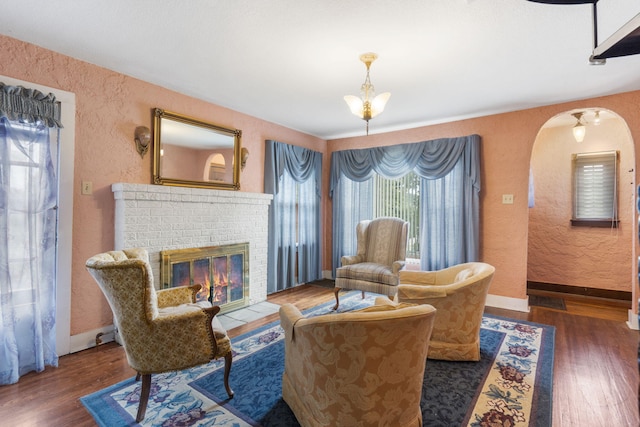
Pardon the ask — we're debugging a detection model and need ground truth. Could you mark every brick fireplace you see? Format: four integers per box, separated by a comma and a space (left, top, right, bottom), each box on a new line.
112, 183, 272, 307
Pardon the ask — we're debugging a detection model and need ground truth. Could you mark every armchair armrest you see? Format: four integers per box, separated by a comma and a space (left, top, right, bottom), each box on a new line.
157, 284, 202, 308
392, 260, 406, 274
279, 303, 304, 344
341, 255, 365, 266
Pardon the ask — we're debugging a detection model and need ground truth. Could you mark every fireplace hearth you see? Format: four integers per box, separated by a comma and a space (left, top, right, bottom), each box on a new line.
160, 243, 250, 313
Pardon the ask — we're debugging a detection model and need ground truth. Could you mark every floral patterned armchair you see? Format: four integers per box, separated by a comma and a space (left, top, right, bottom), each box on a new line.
397, 262, 495, 361
334, 217, 409, 310
279, 298, 436, 427
85, 248, 233, 422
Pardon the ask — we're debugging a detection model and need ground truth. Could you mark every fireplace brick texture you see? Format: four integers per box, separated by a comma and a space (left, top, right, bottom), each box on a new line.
112, 183, 273, 305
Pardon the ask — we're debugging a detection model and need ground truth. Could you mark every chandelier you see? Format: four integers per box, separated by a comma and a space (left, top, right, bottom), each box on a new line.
344, 52, 391, 135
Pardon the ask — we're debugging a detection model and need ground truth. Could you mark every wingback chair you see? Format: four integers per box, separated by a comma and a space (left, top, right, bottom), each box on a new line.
334, 217, 409, 310
280, 298, 436, 427
397, 262, 495, 361
85, 248, 233, 422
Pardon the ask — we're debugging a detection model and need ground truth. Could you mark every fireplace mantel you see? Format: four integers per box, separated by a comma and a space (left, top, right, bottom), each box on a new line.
112, 183, 272, 306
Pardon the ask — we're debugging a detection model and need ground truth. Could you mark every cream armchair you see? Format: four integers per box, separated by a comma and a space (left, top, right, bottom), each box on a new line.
85, 248, 233, 422
334, 217, 409, 310
280, 298, 436, 427
397, 262, 495, 361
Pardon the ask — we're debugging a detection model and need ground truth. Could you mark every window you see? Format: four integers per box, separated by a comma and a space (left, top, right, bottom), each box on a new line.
572, 150, 618, 227
372, 172, 420, 258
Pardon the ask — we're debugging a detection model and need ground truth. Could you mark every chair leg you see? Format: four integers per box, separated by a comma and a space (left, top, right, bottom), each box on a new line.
333, 287, 341, 311
224, 351, 234, 399
136, 373, 151, 423
361, 290, 365, 299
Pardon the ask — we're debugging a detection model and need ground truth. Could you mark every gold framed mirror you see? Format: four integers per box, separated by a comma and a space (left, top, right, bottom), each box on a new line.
153, 108, 242, 190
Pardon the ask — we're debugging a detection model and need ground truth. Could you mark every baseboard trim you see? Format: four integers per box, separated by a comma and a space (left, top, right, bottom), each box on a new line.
486, 294, 530, 313
527, 281, 631, 301
69, 325, 115, 354
627, 309, 639, 330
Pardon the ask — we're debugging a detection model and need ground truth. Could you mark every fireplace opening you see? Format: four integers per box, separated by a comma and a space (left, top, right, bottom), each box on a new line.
160, 243, 250, 313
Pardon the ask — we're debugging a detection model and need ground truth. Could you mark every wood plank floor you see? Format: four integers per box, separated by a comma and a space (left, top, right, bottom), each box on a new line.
0, 284, 637, 426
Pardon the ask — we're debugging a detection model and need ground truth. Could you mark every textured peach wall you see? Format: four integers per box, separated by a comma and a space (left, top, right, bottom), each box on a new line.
0, 35, 326, 336
528, 116, 634, 292
1, 34, 639, 337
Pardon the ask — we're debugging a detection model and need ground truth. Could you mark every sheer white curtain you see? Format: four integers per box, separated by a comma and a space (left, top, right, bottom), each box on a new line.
0, 83, 61, 385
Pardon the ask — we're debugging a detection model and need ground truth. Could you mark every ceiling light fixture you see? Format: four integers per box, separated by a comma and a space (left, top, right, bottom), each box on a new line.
593, 110, 601, 125
344, 52, 390, 135
572, 112, 586, 142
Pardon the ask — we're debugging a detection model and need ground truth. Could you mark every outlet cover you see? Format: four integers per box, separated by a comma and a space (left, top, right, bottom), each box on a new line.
502, 194, 514, 204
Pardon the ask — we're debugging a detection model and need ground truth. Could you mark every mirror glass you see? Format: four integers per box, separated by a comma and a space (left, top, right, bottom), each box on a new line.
153, 108, 242, 190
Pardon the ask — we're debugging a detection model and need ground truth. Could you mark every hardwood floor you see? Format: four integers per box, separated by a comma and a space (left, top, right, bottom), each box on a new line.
0, 284, 637, 426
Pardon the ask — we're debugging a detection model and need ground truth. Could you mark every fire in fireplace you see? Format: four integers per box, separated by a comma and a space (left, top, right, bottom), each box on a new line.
160, 243, 249, 313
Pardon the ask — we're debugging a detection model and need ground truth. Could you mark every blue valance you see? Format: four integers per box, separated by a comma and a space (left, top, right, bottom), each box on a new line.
330, 134, 480, 197
265, 139, 321, 196
0, 83, 63, 128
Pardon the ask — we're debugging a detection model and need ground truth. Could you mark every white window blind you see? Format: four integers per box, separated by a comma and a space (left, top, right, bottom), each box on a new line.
372, 172, 421, 258
572, 151, 618, 221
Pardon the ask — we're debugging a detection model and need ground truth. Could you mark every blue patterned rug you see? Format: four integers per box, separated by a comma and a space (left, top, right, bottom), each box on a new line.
81, 293, 555, 426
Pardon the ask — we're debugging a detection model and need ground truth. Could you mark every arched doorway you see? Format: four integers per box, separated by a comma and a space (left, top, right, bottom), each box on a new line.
528, 108, 637, 327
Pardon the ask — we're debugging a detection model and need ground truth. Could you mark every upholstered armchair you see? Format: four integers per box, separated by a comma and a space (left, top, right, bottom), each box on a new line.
334, 217, 409, 310
85, 248, 233, 422
397, 262, 495, 361
280, 298, 436, 427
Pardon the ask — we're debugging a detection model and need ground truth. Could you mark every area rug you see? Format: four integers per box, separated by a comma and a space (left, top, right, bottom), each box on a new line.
81, 293, 555, 427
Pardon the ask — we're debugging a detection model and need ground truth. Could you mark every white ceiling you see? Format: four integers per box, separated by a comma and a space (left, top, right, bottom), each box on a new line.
2, 0, 640, 140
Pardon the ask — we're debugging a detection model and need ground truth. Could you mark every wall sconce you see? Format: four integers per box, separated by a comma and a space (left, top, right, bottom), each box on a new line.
571, 112, 586, 143
134, 126, 151, 158
241, 147, 249, 170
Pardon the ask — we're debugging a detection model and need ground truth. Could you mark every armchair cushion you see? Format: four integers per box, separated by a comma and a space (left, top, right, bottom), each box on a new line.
454, 268, 474, 283
335, 262, 398, 286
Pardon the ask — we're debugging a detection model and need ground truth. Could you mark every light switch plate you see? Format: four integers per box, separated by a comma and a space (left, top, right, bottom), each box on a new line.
81, 181, 93, 195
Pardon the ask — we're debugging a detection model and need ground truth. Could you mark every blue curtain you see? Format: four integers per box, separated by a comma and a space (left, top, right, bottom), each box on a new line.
264, 140, 322, 293
330, 135, 481, 273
